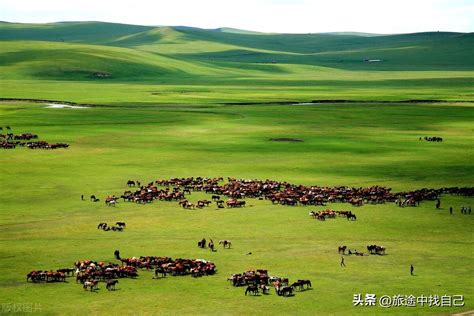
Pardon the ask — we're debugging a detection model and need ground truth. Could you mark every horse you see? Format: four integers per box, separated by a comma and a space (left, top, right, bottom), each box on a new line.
105, 199, 116, 207
298, 279, 312, 289
197, 238, 206, 249
154, 267, 167, 278
245, 284, 259, 296
97, 223, 107, 230
208, 240, 215, 252
219, 240, 232, 249
338, 245, 347, 254
259, 284, 270, 295
290, 280, 304, 291
106, 279, 119, 291
83, 280, 99, 291
347, 214, 357, 221
277, 286, 293, 296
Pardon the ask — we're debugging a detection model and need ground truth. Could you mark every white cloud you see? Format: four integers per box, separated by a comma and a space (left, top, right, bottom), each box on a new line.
0, 0, 472, 33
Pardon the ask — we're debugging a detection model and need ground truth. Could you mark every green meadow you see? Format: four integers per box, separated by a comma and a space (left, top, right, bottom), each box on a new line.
0, 22, 473, 315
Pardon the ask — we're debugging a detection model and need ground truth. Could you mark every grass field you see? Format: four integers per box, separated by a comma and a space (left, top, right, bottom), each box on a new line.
0, 22, 473, 315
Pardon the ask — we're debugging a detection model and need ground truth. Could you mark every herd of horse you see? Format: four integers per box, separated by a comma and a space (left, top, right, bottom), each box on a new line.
103, 177, 472, 211
421, 136, 443, 142
228, 269, 311, 297
309, 209, 356, 221
119, 256, 216, 278
338, 244, 385, 256
197, 238, 232, 251
26, 175, 472, 297
28, 255, 216, 292
26, 269, 74, 283
97, 222, 126, 232
0, 130, 69, 149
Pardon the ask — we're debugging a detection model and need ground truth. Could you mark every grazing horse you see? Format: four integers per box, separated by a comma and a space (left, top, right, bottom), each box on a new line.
219, 240, 232, 249
245, 284, 259, 296
106, 279, 119, 291
277, 286, 293, 296
298, 279, 312, 289
338, 245, 347, 254
290, 280, 304, 291
347, 213, 357, 221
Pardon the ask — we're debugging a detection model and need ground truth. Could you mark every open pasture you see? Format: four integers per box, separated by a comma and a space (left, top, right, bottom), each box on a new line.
0, 101, 473, 315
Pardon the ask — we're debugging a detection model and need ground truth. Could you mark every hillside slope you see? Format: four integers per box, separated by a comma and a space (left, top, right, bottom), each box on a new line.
0, 21, 473, 103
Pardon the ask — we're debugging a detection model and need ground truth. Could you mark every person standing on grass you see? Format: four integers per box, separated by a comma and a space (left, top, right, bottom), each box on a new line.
449, 206, 453, 214
436, 199, 441, 209
340, 257, 346, 267
410, 264, 414, 275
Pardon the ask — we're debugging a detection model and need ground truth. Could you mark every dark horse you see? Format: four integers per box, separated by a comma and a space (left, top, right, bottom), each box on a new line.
245, 285, 259, 296
338, 245, 347, 254
277, 286, 294, 296
154, 267, 167, 278
219, 240, 232, 249
106, 279, 119, 291
208, 239, 215, 252
347, 214, 357, 221
298, 279, 312, 289
197, 238, 206, 249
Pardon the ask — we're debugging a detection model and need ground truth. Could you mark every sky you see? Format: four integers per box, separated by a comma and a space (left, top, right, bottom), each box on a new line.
1, 0, 473, 34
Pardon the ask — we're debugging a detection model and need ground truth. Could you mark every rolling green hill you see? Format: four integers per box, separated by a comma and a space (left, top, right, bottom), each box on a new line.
0, 21, 473, 103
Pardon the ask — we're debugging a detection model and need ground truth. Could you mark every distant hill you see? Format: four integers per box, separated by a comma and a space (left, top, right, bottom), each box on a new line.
0, 21, 472, 82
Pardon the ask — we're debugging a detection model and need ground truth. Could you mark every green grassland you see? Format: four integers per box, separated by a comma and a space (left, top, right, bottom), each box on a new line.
0, 22, 473, 104
0, 22, 473, 315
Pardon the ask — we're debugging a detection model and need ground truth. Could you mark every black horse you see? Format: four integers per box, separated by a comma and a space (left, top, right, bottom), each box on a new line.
197, 238, 206, 248
106, 279, 119, 291
208, 239, 215, 252
347, 214, 357, 221
277, 286, 294, 296
245, 285, 259, 296
154, 267, 167, 278
97, 222, 107, 230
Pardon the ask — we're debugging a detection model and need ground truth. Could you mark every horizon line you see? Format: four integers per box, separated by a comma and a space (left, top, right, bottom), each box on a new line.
0, 20, 471, 36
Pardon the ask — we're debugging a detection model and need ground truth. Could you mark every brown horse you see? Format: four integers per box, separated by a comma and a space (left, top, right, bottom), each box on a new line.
219, 240, 232, 249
